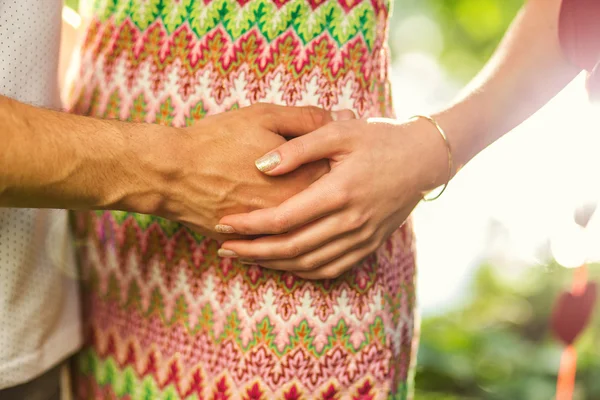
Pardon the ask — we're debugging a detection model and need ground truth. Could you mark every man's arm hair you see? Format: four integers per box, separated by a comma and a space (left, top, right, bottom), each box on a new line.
0, 95, 173, 211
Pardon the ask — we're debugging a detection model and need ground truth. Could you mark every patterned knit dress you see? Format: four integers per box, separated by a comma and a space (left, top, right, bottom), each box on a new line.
66, 0, 417, 399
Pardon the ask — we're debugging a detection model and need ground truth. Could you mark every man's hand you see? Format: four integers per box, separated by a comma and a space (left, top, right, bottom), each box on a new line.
214, 117, 448, 279
0, 97, 350, 240
146, 104, 351, 239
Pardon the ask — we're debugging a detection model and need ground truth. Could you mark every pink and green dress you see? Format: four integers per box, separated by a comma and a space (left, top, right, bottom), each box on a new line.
66, 0, 417, 398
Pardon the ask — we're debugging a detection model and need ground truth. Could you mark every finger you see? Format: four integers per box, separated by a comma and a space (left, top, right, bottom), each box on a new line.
254, 124, 347, 175
252, 226, 374, 272
294, 244, 379, 280
220, 211, 366, 261
218, 175, 348, 235
253, 104, 355, 137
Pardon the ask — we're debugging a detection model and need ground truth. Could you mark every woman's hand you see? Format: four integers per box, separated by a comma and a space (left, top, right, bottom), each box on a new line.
215, 116, 450, 279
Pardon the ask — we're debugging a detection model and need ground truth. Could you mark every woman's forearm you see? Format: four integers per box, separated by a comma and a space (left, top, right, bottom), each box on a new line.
434, 0, 581, 176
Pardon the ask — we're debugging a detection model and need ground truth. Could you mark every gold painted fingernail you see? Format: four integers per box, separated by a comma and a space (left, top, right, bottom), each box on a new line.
215, 224, 236, 234
255, 152, 281, 172
218, 249, 238, 258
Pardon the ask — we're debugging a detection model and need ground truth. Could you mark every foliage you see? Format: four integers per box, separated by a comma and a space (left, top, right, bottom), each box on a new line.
415, 262, 600, 399
66, 0, 79, 11
390, 0, 524, 82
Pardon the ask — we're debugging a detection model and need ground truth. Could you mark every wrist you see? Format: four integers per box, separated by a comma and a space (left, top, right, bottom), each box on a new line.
404, 116, 453, 194
108, 123, 183, 216
409, 115, 453, 199
431, 107, 475, 177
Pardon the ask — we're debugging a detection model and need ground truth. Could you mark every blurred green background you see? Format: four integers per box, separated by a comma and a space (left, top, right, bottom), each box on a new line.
63, 0, 600, 398
389, 2, 599, 398
391, 0, 524, 81
390, 3, 600, 399
415, 261, 600, 400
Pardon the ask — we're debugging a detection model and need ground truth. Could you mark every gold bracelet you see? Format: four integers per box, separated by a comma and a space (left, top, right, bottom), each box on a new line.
410, 114, 453, 202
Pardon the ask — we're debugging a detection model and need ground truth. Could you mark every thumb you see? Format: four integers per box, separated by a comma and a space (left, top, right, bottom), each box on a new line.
254, 124, 344, 175
259, 104, 355, 137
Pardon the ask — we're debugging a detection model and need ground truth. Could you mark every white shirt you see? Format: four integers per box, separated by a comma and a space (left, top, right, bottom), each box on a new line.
0, 0, 82, 388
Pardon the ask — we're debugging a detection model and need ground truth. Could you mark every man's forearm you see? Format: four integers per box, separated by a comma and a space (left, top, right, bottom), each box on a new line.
0, 97, 338, 238
434, 0, 581, 176
0, 95, 173, 211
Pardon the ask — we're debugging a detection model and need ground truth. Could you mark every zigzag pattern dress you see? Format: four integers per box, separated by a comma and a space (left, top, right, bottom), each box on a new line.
65, 0, 417, 399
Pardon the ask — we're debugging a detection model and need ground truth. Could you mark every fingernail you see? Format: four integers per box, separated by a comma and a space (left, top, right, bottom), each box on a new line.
255, 152, 281, 172
218, 249, 238, 258
331, 110, 356, 121
215, 224, 236, 234
239, 259, 255, 265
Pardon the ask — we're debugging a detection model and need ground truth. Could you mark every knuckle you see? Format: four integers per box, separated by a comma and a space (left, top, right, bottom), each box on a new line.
359, 225, 377, 245
251, 103, 275, 119
282, 242, 302, 258
330, 123, 346, 143
298, 258, 318, 271
301, 106, 326, 129
288, 138, 306, 158
331, 185, 351, 208
367, 234, 383, 254
348, 211, 368, 231
273, 212, 291, 233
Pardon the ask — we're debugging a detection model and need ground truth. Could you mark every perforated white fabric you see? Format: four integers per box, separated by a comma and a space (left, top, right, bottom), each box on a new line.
0, 0, 82, 389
